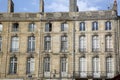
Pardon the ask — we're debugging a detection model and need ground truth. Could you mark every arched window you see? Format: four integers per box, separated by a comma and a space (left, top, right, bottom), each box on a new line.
105, 35, 112, 52
92, 35, 99, 52
92, 57, 100, 78
9, 56, 17, 74
92, 21, 98, 31
0, 23, 3, 32
105, 21, 111, 30
79, 57, 87, 77
11, 36, 19, 52
79, 36, 86, 52
106, 57, 114, 78
26, 57, 35, 74
29, 23, 35, 32
80, 22, 85, 31
45, 23, 52, 32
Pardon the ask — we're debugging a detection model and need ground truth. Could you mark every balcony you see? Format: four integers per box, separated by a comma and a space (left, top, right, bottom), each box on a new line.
10, 48, 19, 52
27, 48, 35, 53
79, 48, 86, 53
92, 48, 99, 52
105, 48, 113, 52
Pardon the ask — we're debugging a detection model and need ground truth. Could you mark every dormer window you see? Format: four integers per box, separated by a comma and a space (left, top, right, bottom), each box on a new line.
45, 23, 52, 32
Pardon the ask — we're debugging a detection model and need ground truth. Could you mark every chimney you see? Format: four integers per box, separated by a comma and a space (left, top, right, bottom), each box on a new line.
8, 0, 14, 13
112, 0, 117, 11
40, 0, 44, 12
69, 0, 78, 12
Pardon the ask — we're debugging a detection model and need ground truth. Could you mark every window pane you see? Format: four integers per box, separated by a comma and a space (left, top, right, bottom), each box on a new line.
0, 24, 3, 32
12, 23, 19, 32
11, 37, 19, 52
61, 23, 68, 31
28, 36, 35, 52
45, 23, 52, 32
9, 57, 17, 74
61, 36, 68, 52
44, 36, 51, 51
80, 22, 85, 31
44, 57, 50, 72
29, 23, 35, 32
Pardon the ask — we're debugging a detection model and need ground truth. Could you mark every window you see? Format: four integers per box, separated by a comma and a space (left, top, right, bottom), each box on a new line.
29, 23, 35, 32
11, 36, 19, 52
106, 57, 114, 78
92, 36, 99, 52
80, 22, 85, 31
0, 37, 2, 51
79, 57, 87, 77
0, 24, 3, 32
92, 57, 100, 78
61, 36, 68, 52
45, 23, 52, 32
44, 57, 50, 77
79, 36, 86, 52
105, 35, 113, 52
61, 57, 67, 72
105, 21, 111, 30
61, 23, 68, 31
92, 22, 98, 31
44, 57, 50, 72
44, 36, 51, 51
61, 57, 67, 77
9, 57, 17, 74
12, 23, 19, 32
26, 57, 35, 74
28, 36, 35, 52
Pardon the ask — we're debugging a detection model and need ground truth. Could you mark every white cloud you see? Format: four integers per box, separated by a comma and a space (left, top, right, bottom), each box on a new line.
45, 0, 100, 12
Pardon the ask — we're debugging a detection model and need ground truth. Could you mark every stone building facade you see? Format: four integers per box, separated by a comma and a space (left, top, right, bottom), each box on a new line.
0, 0, 120, 80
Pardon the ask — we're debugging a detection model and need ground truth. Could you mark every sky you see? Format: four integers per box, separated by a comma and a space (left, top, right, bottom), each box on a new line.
0, 0, 120, 15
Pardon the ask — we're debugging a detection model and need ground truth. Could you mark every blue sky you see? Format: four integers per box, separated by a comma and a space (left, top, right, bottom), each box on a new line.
0, 0, 120, 15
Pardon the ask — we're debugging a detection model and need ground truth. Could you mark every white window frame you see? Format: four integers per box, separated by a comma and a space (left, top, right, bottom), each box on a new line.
105, 35, 113, 51
92, 57, 100, 78
105, 21, 111, 30
80, 22, 85, 31
61, 23, 68, 31
29, 23, 35, 32
79, 57, 87, 78
60, 57, 68, 77
79, 36, 86, 52
92, 36, 99, 52
106, 57, 114, 78
9, 57, 17, 74
45, 23, 52, 32
92, 22, 98, 31
44, 36, 51, 51
61, 36, 68, 52
11, 36, 19, 52
26, 57, 35, 74
28, 36, 35, 52
44, 57, 50, 77
0, 24, 3, 32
